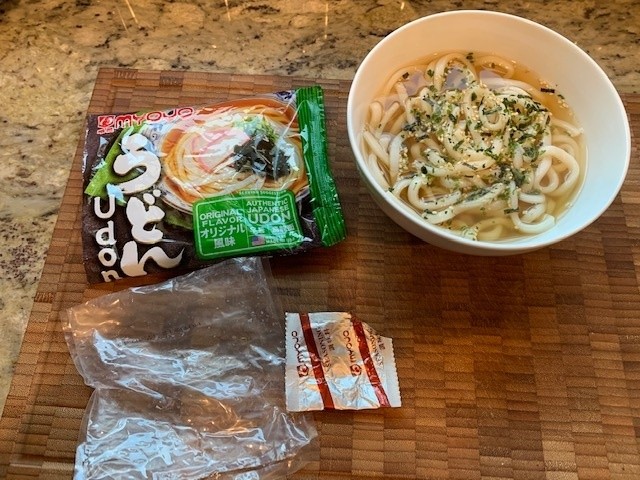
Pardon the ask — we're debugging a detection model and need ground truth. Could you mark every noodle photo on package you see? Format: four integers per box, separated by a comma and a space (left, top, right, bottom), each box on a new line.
157, 97, 309, 213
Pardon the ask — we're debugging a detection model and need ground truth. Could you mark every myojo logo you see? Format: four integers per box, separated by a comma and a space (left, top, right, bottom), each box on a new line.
291, 330, 310, 377
96, 107, 195, 134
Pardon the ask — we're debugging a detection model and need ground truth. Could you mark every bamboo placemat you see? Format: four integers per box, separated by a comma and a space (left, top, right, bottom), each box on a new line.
1, 69, 639, 479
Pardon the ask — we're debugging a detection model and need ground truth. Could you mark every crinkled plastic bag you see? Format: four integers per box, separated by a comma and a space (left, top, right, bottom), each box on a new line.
64, 257, 317, 479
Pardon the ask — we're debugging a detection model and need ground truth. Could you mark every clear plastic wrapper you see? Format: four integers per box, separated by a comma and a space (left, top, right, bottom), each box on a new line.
81, 86, 346, 283
285, 312, 401, 411
64, 257, 317, 479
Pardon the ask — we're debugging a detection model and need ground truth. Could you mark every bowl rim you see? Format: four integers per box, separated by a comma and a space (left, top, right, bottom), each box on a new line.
347, 9, 631, 253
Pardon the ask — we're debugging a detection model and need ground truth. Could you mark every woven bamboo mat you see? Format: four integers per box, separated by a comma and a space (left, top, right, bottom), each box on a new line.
1, 69, 639, 479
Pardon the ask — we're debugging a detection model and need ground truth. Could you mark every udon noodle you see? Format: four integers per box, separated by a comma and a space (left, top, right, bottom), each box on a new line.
363, 52, 584, 241
156, 98, 308, 213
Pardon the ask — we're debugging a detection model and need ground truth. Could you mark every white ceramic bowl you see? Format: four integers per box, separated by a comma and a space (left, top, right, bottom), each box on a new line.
347, 10, 630, 255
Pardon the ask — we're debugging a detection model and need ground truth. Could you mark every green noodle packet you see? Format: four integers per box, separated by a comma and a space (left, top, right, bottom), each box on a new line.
81, 86, 346, 284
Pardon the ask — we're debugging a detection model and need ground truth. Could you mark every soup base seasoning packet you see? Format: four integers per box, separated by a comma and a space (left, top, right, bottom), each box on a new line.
285, 312, 401, 411
81, 86, 346, 283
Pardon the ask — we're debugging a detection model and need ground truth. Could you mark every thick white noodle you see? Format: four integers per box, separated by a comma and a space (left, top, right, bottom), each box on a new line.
391, 177, 413, 198
553, 133, 581, 157
425, 149, 446, 166
519, 192, 546, 204
475, 55, 516, 78
534, 157, 561, 194
395, 82, 414, 124
510, 212, 555, 234
363, 130, 389, 166
378, 133, 393, 151
424, 183, 505, 224
388, 134, 404, 185
389, 113, 408, 135
539, 145, 580, 197
512, 145, 524, 169
475, 217, 513, 241
367, 153, 390, 190
369, 101, 383, 129
507, 181, 518, 210
480, 77, 547, 103
216, 174, 263, 196
410, 96, 433, 116
405, 176, 462, 211
376, 102, 401, 136
432, 53, 477, 90
521, 203, 547, 223
551, 118, 583, 137
379, 65, 428, 99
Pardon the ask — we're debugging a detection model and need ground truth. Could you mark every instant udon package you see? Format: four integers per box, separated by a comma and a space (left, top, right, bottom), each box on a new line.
81, 86, 346, 283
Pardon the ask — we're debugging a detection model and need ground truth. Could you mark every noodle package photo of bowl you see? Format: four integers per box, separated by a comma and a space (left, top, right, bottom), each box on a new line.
347, 10, 631, 256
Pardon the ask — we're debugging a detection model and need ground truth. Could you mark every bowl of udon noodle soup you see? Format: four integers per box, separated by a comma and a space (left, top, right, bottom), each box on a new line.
347, 10, 630, 255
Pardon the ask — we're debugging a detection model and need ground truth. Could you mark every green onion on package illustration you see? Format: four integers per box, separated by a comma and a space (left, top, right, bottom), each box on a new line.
81, 86, 346, 283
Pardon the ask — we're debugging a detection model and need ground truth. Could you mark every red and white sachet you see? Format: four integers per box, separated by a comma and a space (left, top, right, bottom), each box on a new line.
285, 312, 401, 411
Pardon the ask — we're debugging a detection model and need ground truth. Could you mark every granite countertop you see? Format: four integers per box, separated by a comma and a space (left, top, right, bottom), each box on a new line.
0, 0, 638, 415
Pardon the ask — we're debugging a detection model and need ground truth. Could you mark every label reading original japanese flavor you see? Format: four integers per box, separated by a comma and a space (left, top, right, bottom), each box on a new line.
193, 190, 304, 259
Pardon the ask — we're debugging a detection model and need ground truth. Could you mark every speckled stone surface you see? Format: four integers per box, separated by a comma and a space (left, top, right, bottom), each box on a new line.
0, 0, 638, 415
